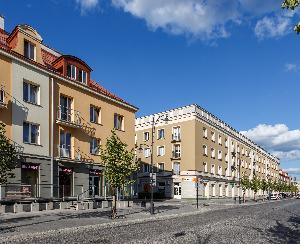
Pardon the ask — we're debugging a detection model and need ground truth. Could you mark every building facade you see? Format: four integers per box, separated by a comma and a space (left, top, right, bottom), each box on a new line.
0, 17, 138, 200
135, 104, 280, 199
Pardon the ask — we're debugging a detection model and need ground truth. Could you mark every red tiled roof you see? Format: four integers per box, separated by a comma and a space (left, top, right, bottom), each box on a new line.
0, 27, 136, 110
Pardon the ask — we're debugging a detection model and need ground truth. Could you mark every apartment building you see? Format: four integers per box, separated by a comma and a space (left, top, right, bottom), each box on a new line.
0, 17, 138, 200
135, 104, 280, 199
279, 170, 292, 185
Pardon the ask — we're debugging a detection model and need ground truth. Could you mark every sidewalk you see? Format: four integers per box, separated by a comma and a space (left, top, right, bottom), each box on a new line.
0, 198, 274, 239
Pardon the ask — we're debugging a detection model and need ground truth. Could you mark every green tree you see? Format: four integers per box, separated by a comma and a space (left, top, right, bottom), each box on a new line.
250, 176, 261, 201
100, 130, 139, 218
260, 179, 268, 196
0, 123, 19, 184
241, 174, 251, 202
282, 0, 300, 33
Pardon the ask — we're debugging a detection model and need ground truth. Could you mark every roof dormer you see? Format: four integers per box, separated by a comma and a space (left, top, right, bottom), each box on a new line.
52, 55, 92, 85
7, 24, 43, 64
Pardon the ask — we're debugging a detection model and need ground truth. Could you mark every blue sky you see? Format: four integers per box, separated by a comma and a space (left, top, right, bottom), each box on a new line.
1, 0, 300, 179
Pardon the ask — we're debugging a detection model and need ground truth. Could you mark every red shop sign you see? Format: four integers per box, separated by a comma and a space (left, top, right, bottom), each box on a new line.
21, 163, 39, 171
59, 167, 73, 174
90, 169, 102, 176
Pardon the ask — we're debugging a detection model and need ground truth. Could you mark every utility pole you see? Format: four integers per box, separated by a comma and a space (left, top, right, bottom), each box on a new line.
196, 182, 199, 209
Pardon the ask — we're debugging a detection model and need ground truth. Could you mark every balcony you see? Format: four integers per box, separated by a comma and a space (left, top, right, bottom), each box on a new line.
56, 106, 82, 128
171, 134, 181, 142
57, 145, 94, 163
58, 145, 72, 159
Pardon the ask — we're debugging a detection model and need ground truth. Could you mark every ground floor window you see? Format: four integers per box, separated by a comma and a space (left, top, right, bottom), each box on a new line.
21, 163, 39, 198
59, 167, 73, 198
89, 169, 103, 197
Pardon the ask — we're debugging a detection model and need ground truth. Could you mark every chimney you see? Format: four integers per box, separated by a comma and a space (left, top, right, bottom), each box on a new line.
0, 15, 4, 30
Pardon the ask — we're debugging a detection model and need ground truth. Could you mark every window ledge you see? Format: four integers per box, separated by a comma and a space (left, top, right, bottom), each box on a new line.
91, 122, 103, 126
24, 101, 42, 107
23, 142, 42, 147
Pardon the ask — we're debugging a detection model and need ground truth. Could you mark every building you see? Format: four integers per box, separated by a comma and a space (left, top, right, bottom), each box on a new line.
0, 17, 138, 200
135, 104, 280, 199
279, 170, 292, 185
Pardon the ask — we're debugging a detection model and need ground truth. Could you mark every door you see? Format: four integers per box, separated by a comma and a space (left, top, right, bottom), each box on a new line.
60, 95, 72, 121
59, 171, 72, 198
174, 183, 181, 199
60, 131, 71, 158
89, 176, 100, 197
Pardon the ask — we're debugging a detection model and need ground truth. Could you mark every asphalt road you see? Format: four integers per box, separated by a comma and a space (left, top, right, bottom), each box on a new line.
1, 199, 299, 243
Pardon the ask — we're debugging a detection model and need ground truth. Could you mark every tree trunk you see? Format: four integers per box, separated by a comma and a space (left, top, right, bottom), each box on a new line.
243, 191, 245, 203
254, 191, 256, 201
112, 188, 117, 219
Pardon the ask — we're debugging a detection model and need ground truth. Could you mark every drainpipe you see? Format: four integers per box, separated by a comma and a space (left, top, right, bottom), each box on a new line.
50, 77, 54, 198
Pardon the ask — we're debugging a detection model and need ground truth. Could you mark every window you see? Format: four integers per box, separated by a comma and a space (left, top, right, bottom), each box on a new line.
90, 138, 100, 155
203, 162, 208, 172
225, 138, 228, 148
78, 70, 87, 84
211, 164, 215, 174
23, 122, 39, 144
60, 130, 72, 158
218, 166, 222, 175
157, 146, 165, 156
172, 127, 181, 141
114, 113, 124, 130
173, 162, 180, 175
143, 164, 150, 173
23, 82, 39, 105
24, 40, 35, 60
59, 95, 72, 122
218, 135, 222, 145
144, 148, 151, 158
211, 148, 215, 158
158, 163, 165, 172
144, 132, 150, 141
157, 129, 165, 140
218, 150, 222, 160
211, 131, 215, 142
0, 89, 4, 104
203, 145, 208, 156
173, 144, 181, 158
67, 64, 77, 80
90, 106, 101, 124
203, 127, 207, 138
225, 153, 228, 162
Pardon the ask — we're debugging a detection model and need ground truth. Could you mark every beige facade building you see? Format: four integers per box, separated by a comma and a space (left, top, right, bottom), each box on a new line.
135, 104, 280, 199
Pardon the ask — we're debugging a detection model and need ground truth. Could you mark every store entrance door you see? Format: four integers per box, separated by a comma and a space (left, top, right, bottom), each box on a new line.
174, 183, 181, 199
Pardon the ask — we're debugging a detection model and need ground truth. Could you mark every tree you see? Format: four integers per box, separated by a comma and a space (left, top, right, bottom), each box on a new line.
260, 179, 268, 196
241, 174, 251, 203
250, 176, 261, 201
0, 123, 19, 184
282, 0, 300, 33
100, 130, 139, 218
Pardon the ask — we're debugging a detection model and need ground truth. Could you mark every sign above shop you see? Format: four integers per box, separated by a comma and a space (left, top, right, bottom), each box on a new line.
59, 167, 73, 174
90, 169, 102, 176
21, 163, 39, 171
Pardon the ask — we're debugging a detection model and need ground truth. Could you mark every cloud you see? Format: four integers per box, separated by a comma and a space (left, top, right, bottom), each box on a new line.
76, 0, 99, 14
241, 124, 300, 161
254, 14, 291, 40
285, 63, 300, 72
110, 0, 295, 41
284, 168, 300, 174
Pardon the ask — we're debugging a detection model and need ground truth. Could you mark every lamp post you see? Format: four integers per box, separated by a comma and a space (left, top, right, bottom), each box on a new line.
138, 114, 169, 215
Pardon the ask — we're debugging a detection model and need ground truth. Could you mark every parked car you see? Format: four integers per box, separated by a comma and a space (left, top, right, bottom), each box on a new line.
296, 193, 300, 199
270, 193, 280, 200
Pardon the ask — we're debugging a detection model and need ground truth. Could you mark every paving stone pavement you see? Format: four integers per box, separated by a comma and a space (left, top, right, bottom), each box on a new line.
0, 198, 298, 243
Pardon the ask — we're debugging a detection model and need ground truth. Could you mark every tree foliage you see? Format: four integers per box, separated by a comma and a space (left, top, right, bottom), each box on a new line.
241, 174, 251, 193
100, 130, 139, 190
282, 0, 300, 33
0, 122, 19, 184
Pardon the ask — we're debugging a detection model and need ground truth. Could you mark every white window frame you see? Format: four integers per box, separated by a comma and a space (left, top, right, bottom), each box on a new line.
218, 135, 222, 145
90, 105, 101, 124
218, 150, 222, 160
203, 127, 207, 138
157, 162, 165, 172
203, 145, 207, 156
172, 126, 181, 141
144, 148, 151, 158
157, 129, 165, 140
143, 164, 150, 173
90, 138, 101, 155
79, 70, 87, 84
23, 121, 40, 145
114, 113, 124, 131
211, 148, 215, 158
211, 164, 215, 175
144, 132, 150, 141
172, 162, 180, 175
211, 131, 215, 142
203, 162, 208, 172
24, 40, 36, 60
218, 166, 222, 175
67, 64, 77, 80
173, 144, 181, 158
157, 146, 165, 156
23, 81, 40, 105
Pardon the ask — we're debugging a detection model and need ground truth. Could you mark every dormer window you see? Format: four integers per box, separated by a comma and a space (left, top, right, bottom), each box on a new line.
67, 64, 77, 80
24, 40, 35, 60
79, 70, 87, 84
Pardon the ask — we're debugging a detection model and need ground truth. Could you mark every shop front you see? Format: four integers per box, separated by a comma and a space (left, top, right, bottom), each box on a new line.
89, 169, 103, 197
59, 166, 73, 198
21, 163, 40, 198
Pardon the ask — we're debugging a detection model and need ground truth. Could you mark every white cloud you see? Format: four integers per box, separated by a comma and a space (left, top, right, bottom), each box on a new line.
285, 63, 300, 72
110, 0, 295, 41
254, 14, 291, 40
76, 0, 99, 14
284, 168, 300, 174
241, 124, 300, 161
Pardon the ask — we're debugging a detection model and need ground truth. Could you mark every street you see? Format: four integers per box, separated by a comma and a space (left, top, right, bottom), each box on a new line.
0, 199, 299, 243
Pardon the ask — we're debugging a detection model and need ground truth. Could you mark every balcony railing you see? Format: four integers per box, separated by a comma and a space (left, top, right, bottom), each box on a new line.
58, 145, 72, 159
56, 106, 82, 128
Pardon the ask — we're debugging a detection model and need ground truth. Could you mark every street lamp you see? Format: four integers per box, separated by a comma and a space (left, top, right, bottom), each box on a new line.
138, 114, 169, 215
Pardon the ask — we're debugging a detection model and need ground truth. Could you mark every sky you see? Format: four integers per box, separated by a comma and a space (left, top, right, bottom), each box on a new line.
1, 0, 300, 179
